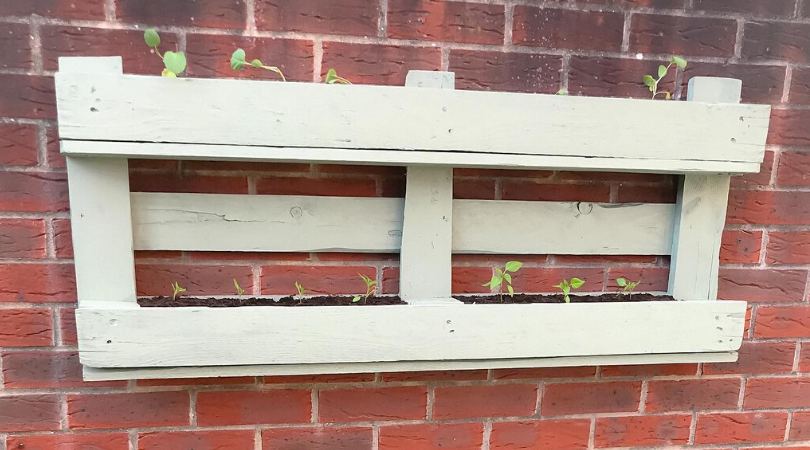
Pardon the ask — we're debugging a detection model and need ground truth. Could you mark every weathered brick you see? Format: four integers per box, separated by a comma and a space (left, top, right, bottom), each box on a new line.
185, 35, 313, 81
0, 263, 76, 303
718, 268, 808, 302
490, 419, 591, 450
800, 344, 810, 373
732, 150, 774, 189
261, 265, 376, 295
0, 309, 52, 347
0, 124, 38, 167
58, 307, 76, 345
0, 171, 68, 213
768, 109, 810, 146
569, 56, 668, 99
704, 341, 796, 375
319, 387, 427, 422
694, 0, 796, 17
263, 427, 373, 450
777, 151, 810, 187
727, 191, 810, 225
130, 172, 248, 194
0, 23, 32, 70
450, 50, 561, 94
321, 43, 441, 85
744, 21, 810, 63
601, 364, 698, 377
511, 267, 606, 294
454, 179, 495, 200
138, 377, 254, 387
573, 0, 685, 6
379, 423, 483, 450
263, 373, 374, 384
684, 64, 786, 104
0, 0, 104, 18
2, 351, 124, 388
513, 6, 624, 52
595, 415, 692, 448
502, 181, 611, 202
720, 230, 762, 264
745, 378, 810, 409
607, 267, 669, 292
139, 430, 256, 450
0, 219, 46, 258
791, 411, 810, 440
382, 370, 488, 382
0, 395, 61, 432
135, 264, 252, 296
646, 379, 741, 412
7, 433, 129, 450
790, 68, 810, 105
542, 382, 641, 416
434, 384, 537, 420
256, 176, 377, 197
256, 0, 378, 35
493, 366, 597, 381
197, 390, 311, 425
53, 218, 73, 259
388, 0, 504, 45
631, 14, 737, 57
0, 75, 56, 120
695, 412, 788, 444
115, 0, 246, 28
755, 305, 810, 338
768, 231, 810, 265
616, 184, 677, 203
68, 392, 190, 429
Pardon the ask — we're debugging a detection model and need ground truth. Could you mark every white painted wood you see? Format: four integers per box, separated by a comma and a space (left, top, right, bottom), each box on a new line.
669, 78, 741, 301
60, 58, 136, 304
130, 193, 676, 255
55, 71, 770, 165
400, 72, 455, 302
76, 300, 746, 368
61, 140, 762, 174
82, 351, 738, 381
58, 56, 122, 73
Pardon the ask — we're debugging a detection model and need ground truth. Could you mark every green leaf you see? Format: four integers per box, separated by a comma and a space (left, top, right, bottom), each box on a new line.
570, 278, 585, 289
251, 59, 263, 68
643, 75, 656, 88
144, 28, 160, 47
495, 268, 504, 276
658, 65, 668, 78
628, 282, 639, 290
553, 283, 563, 290
616, 277, 627, 287
325, 68, 338, 84
671, 56, 687, 69
230, 49, 247, 70
556, 88, 568, 96
352, 295, 361, 303
491, 277, 503, 289
505, 261, 523, 272
161, 68, 176, 78
503, 273, 512, 283
665, 92, 672, 100
163, 51, 186, 75
507, 285, 514, 296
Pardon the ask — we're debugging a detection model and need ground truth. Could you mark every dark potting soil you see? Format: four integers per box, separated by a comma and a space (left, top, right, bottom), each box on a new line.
138, 293, 673, 307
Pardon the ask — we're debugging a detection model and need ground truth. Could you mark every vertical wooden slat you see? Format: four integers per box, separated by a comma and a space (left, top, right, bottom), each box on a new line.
60, 57, 137, 304
399, 71, 456, 302
668, 77, 741, 300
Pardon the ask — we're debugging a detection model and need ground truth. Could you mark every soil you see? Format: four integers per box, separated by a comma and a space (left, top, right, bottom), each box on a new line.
138, 293, 673, 307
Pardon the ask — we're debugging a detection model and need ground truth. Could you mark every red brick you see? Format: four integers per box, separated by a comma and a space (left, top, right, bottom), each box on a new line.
318, 164, 402, 176
558, 172, 669, 184
261, 265, 376, 295
684, 64, 786, 104
616, 184, 677, 203
695, 0, 796, 16
769, 109, 810, 146
256, 176, 377, 197
0, 75, 56, 120
256, 0, 378, 35
0, 219, 46, 258
718, 268, 808, 302
380, 423, 483, 450
454, 178, 495, 199
490, 419, 591, 450
434, 384, 537, 420
607, 267, 669, 292
601, 364, 698, 377
388, 0, 504, 45
569, 56, 671, 99
727, 191, 810, 225
186, 35, 313, 81
135, 264, 253, 296
777, 151, 810, 187
494, 366, 597, 381
319, 387, 427, 422
7, 433, 129, 450
382, 266, 400, 294
0, 309, 52, 347
732, 150, 774, 189
542, 382, 641, 416
53, 219, 73, 259
0, 23, 31, 70
745, 378, 810, 409
553, 255, 657, 264
450, 51, 561, 94
2, 351, 124, 388
790, 68, 810, 105
44, 125, 63, 169
263, 373, 375, 384
0, 171, 68, 212
129, 172, 248, 194
791, 411, 810, 440
595, 414, 691, 448
138, 377, 255, 387
139, 430, 256, 450
756, 305, 810, 338
0, 124, 38, 167
502, 181, 611, 202
704, 341, 796, 375
197, 390, 311, 426
695, 412, 788, 444
263, 427, 373, 450
68, 392, 190, 429
0, 395, 61, 432
768, 231, 810, 265
511, 267, 606, 294
455, 168, 554, 179
115, 0, 246, 28
744, 21, 810, 63
59, 307, 77, 345
513, 6, 624, 52
0, 263, 76, 303
721, 230, 762, 264
382, 370, 488, 382
575, 0, 685, 6
646, 379, 741, 412
321, 43, 441, 85
630, 14, 737, 57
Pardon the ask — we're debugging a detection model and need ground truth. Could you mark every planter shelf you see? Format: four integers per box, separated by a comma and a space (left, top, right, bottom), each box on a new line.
55, 57, 769, 381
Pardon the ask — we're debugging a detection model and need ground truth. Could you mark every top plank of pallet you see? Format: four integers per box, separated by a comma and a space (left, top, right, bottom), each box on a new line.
55, 70, 770, 173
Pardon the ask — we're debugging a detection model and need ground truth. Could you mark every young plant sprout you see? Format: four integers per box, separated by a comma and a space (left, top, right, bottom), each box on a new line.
233, 279, 244, 297
143, 28, 187, 77
352, 274, 377, 304
325, 68, 351, 84
295, 281, 307, 297
483, 261, 523, 302
616, 277, 640, 299
643, 56, 687, 100
554, 278, 584, 303
230, 48, 286, 81
171, 281, 186, 301
556, 88, 569, 96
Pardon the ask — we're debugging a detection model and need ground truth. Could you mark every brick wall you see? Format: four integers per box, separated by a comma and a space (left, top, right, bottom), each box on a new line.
1, 0, 809, 449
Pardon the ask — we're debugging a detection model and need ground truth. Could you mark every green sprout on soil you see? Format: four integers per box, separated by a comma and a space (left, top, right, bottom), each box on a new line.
352, 274, 377, 304
325, 68, 352, 84
643, 56, 687, 100
231, 48, 286, 81
556, 88, 568, 96
554, 278, 584, 303
616, 277, 640, 299
233, 278, 245, 297
295, 281, 307, 297
144, 28, 187, 77
171, 281, 186, 301
483, 261, 523, 302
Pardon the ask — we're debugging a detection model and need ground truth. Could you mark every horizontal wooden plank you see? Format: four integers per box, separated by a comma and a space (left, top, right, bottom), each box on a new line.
55, 72, 769, 166
82, 351, 738, 381
131, 193, 676, 255
76, 301, 746, 368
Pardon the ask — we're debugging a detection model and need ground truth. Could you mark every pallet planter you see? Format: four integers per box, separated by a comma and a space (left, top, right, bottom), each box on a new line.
55, 57, 770, 381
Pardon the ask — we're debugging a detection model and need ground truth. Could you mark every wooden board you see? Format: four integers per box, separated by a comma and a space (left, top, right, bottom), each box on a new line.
55, 71, 770, 167
131, 193, 676, 255
76, 301, 746, 368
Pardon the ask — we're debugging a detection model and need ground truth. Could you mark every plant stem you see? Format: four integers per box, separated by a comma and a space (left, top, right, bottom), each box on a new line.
261, 65, 287, 82
651, 63, 674, 99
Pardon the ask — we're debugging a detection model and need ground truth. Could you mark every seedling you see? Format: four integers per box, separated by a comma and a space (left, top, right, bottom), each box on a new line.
556, 88, 569, 96
295, 281, 307, 297
483, 261, 523, 302
233, 278, 245, 297
616, 277, 640, 299
143, 28, 187, 77
554, 278, 584, 303
325, 68, 351, 85
171, 281, 186, 301
230, 48, 286, 81
643, 56, 687, 100
352, 274, 377, 304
